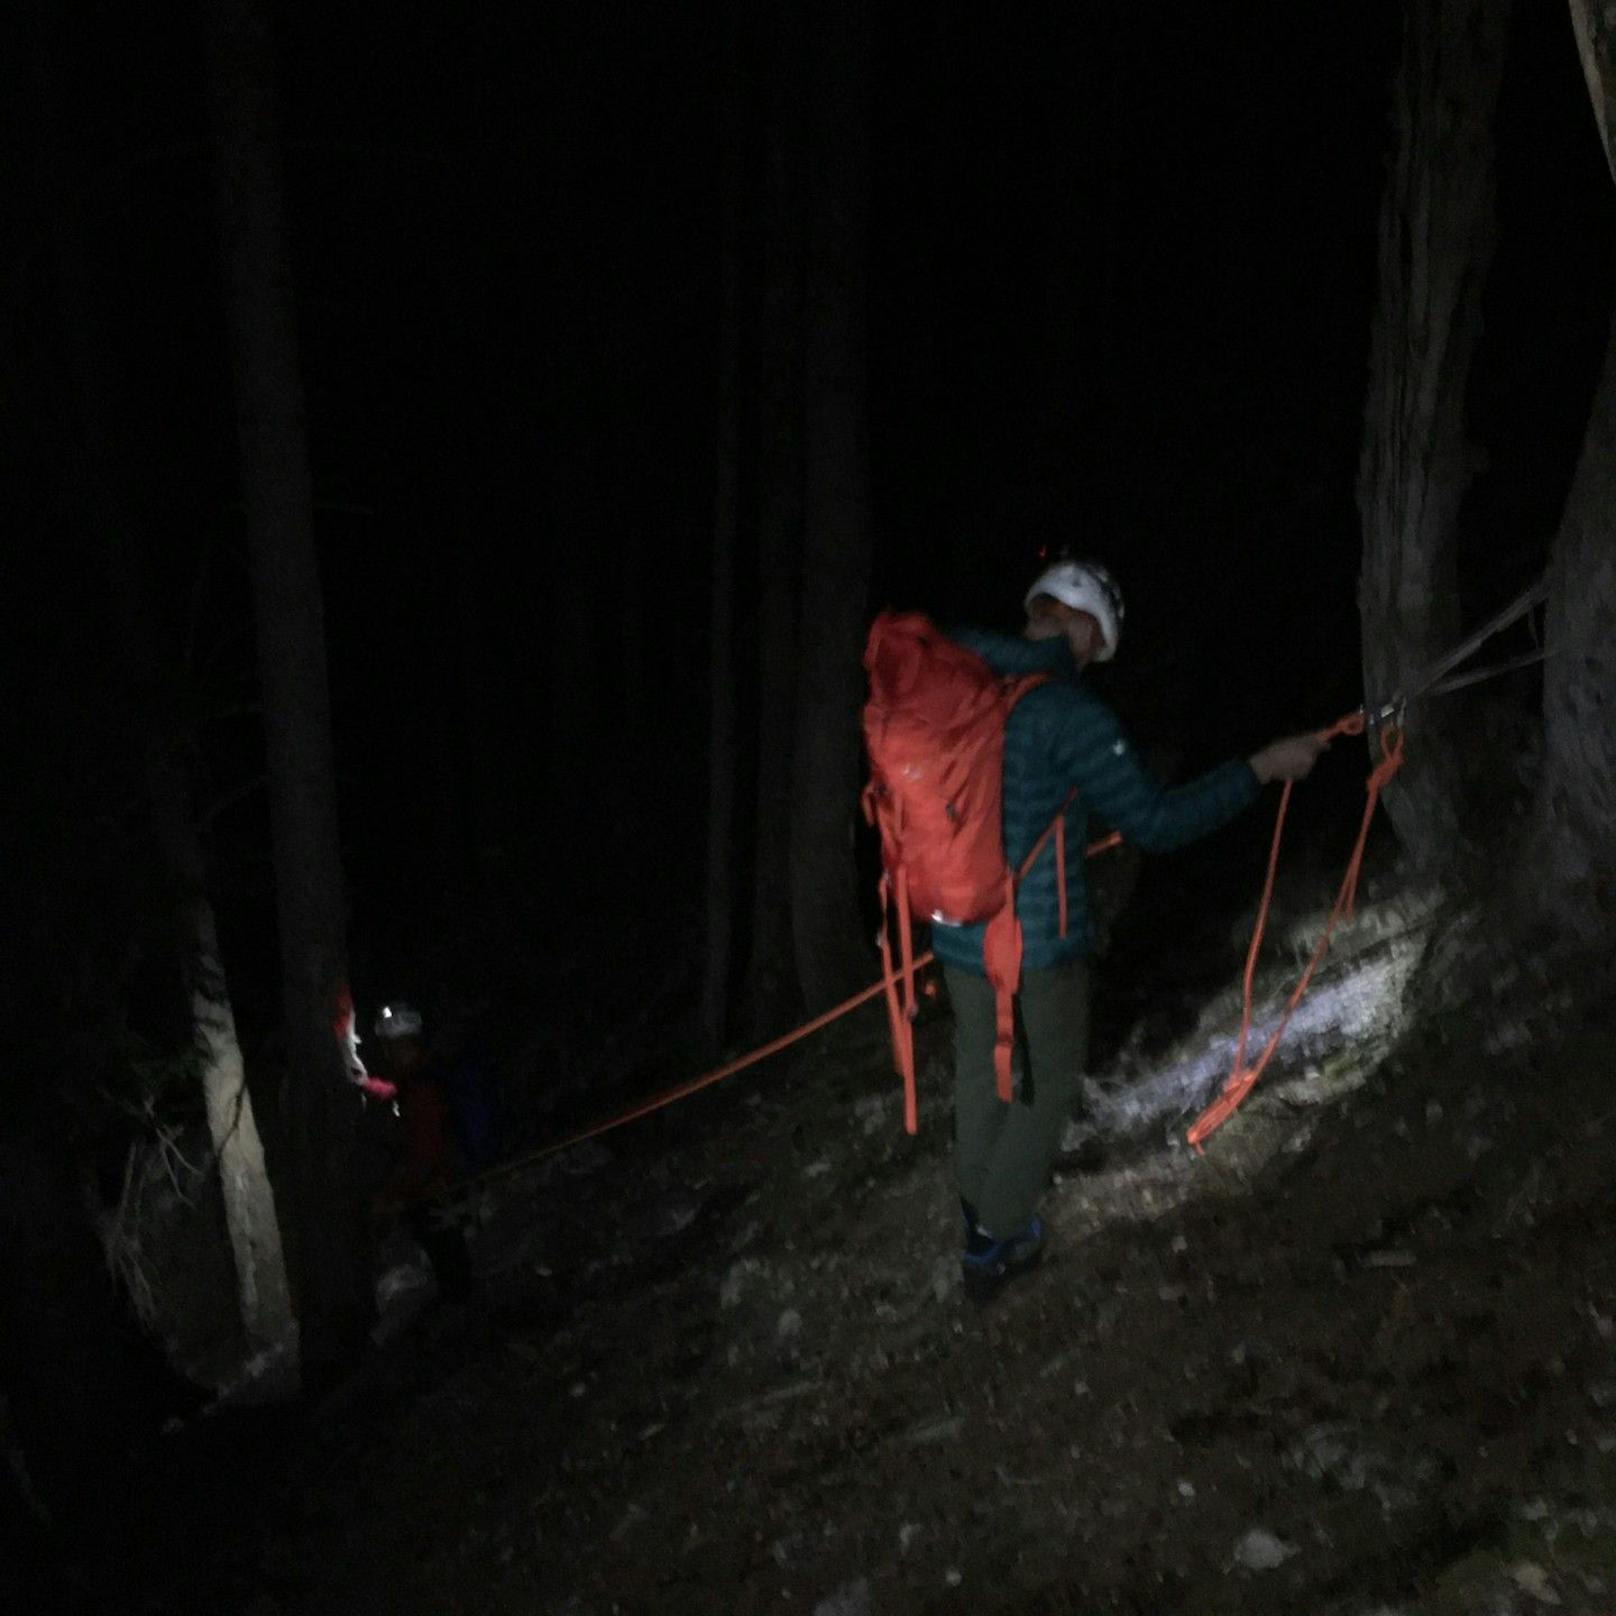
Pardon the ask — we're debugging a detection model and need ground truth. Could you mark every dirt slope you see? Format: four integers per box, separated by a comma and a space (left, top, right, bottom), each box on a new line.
31, 950, 1616, 1616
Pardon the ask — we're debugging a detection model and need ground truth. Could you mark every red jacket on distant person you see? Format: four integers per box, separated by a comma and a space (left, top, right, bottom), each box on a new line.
392, 1073, 457, 1202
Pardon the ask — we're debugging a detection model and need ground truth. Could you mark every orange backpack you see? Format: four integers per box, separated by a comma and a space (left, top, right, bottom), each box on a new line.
861, 612, 1073, 1133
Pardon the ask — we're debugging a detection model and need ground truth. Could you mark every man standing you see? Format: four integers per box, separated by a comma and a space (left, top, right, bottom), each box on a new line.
370, 1002, 485, 1302
929, 559, 1326, 1299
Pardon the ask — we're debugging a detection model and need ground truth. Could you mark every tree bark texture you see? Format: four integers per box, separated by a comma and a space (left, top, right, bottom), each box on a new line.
790, 0, 876, 1013
1356, 0, 1511, 872
203, 0, 372, 1383
747, 0, 807, 1037
193, 901, 294, 1348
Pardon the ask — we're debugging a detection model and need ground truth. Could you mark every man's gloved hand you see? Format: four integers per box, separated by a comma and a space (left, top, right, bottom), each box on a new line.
1248, 732, 1331, 784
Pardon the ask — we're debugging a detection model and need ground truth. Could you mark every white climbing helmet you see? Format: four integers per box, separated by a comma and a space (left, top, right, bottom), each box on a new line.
1023, 558, 1125, 662
373, 1002, 424, 1039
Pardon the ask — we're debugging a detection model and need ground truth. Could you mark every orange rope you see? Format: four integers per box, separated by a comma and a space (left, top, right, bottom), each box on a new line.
462, 832, 1127, 1196
1186, 713, 1405, 1150
466, 958, 936, 1194
448, 717, 1395, 1196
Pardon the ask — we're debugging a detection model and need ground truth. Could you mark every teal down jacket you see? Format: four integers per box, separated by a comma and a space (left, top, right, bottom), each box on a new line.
928, 628, 1261, 976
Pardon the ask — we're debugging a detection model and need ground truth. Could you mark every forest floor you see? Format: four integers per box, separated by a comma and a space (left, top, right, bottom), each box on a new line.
21, 892, 1616, 1616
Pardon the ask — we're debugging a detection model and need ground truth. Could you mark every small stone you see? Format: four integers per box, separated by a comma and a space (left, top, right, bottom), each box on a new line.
1231, 1527, 1297, 1571
1508, 1562, 1560, 1604
944, 1569, 962, 1587
1362, 1249, 1415, 1269
898, 1523, 921, 1554
777, 1309, 803, 1342
721, 1258, 768, 1309
1177, 1479, 1196, 1499
609, 1503, 648, 1542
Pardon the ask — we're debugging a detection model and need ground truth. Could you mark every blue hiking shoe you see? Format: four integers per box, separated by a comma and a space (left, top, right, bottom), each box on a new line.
960, 1215, 1046, 1302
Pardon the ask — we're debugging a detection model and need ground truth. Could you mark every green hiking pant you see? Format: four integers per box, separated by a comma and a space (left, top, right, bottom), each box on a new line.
944, 959, 1091, 1238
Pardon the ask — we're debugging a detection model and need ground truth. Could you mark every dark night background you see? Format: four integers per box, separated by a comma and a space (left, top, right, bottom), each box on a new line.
3, 0, 1615, 1605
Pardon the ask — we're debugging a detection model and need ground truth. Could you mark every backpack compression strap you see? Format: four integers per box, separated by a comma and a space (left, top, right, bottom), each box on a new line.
875, 860, 920, 1133
981, 787, 1077, 1102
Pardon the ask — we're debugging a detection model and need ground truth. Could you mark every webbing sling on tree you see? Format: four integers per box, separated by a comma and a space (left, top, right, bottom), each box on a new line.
1188, 574, 1546, 1146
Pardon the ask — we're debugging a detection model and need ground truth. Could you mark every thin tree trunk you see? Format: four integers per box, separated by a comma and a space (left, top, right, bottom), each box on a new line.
204, 0, 372, 1385
1356, 0, 1512, 873
193, 901, 292, 1348
790, 0, 876, 1013
746, 0, 807, 1038
701, 5, 745, 1056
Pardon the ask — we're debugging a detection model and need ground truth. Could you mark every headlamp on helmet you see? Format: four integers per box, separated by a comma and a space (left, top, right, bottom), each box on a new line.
374, 1002, 424, 1040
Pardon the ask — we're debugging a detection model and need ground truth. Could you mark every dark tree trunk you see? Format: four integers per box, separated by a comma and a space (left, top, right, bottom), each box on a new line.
1529, 4, 1616, 932
746, 0, 807, 1038
1570, 0, 1616, 187
701, 6, 745, 1057
790, 0, 875, 1013
29, 0, 291, 1355
1356, 0, 1512, 873
203, 0, 372, 1385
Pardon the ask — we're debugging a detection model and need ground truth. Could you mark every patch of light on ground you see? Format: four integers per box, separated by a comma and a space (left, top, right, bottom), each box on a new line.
1052, 896, 1438, 1240
1087, 899, 1435, 1142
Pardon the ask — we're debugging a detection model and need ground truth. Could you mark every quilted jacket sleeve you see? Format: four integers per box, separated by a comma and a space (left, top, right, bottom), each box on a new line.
1038, 685, 1260, 854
